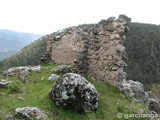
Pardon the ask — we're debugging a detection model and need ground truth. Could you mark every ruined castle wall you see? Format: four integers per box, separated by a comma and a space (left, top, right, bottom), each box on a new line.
47, 29, 86, 64
47, 15, 131, 86
87, 16, 130, 86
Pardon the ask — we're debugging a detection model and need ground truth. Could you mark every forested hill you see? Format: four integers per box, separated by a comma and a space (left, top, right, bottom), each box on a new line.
125, 23, 160, 88
1, 22, 160, 88
0, 29, 43, 60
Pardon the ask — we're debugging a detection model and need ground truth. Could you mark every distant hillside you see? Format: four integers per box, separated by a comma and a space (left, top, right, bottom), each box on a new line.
0, 36, 47, 70
1, 23, 160, 89
0, 29, 43, 60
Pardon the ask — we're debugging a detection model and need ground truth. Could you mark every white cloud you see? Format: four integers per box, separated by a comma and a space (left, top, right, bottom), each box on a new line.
0, 0, 159, 34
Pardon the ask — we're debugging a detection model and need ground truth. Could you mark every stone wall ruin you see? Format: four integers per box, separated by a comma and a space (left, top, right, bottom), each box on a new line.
46, 15, 131, 86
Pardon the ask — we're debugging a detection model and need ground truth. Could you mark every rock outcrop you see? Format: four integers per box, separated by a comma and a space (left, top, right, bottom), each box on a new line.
2, 66, 41, 77
50, 73, 99, 113
119, 80, 149, 103
45, 14, 131, 86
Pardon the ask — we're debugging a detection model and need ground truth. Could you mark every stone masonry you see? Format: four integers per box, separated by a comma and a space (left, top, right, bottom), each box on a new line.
46, 15, 131, 86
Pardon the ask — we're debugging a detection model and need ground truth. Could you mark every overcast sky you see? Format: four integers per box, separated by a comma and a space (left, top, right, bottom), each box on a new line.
0, 0, 159, 34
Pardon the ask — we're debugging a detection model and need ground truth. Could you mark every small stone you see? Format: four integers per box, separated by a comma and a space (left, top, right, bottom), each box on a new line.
48, 74, 59, 81
19, 97, 25, 101
0, 79, 11, 87
15, 107, 48, 120
30, 66, 41, 72
5, 114, 14, 120
52, 65, 73, 74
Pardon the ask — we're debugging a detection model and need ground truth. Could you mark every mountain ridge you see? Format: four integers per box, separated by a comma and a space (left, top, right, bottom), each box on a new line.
0, 29, 43, 60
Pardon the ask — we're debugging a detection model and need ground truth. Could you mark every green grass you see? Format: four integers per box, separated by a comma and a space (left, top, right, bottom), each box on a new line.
0, 64, 153, 120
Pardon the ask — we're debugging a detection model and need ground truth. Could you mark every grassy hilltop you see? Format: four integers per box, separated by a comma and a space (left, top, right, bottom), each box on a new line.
0, 64, 150, 120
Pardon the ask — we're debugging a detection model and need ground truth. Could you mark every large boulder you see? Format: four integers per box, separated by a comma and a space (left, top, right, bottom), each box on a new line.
15, 107, 48, 120
50, 73, 99, 113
